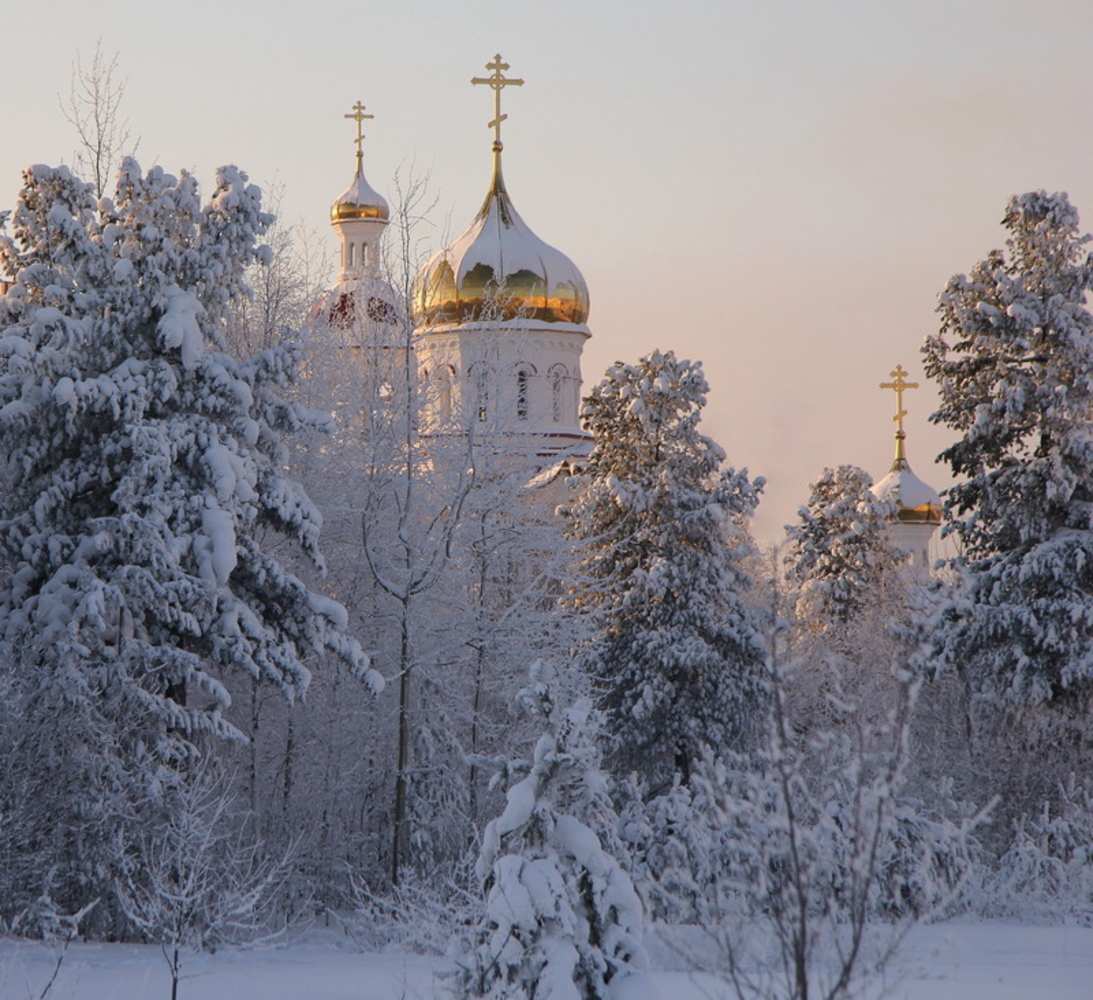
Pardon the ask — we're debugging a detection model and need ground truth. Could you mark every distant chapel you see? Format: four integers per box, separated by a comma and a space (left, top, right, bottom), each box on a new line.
872, 365, 942, 580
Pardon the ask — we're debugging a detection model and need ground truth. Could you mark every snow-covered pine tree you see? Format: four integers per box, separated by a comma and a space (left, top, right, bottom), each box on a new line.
0, 161, 380, 928
455, 662, 650, 1000
922, 191, 1093, 707
567, 350, 766, 789
784, 465, 905, 639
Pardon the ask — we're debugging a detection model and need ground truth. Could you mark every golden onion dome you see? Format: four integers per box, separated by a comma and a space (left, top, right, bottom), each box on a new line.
872, 434, 942, 524
413, 160, 589, 327
331, 161, 390, 223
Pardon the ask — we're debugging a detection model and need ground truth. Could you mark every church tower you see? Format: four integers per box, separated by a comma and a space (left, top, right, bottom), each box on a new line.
310, 103, 405, 432
872, 365, 942, 581
316, 101, 399, 330
413, 55, 592, 460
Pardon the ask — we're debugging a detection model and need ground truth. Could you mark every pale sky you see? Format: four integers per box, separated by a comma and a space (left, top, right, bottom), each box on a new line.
4, 0, 1093, 544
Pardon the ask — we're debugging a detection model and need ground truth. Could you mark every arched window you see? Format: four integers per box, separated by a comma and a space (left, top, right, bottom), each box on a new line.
437, 366, 454, 422
550, 364, 568, 423
516, 370, 529, 420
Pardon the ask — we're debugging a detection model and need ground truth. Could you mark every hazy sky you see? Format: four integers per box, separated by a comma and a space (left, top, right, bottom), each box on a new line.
4, 0, 1093, 543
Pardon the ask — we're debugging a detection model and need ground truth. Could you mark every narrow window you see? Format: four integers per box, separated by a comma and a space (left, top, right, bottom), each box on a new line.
439, 376, 452, 422
517, 370, 529, 420
552, 370, 564, 423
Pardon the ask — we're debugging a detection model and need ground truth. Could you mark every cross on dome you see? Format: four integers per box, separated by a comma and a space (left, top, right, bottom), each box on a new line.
879, 364, 919, 436
471, 54, 524, 152
344, 101, 374, 164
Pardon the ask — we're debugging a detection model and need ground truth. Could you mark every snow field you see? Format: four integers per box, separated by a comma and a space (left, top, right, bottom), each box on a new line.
3, 922, 1093, 1000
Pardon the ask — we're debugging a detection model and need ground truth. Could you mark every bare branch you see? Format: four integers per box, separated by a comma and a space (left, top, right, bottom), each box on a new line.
59, 40, 139, 197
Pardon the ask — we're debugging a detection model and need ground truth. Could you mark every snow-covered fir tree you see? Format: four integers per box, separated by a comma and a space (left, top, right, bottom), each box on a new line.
454, 662, 650, 1000
567, 350, 767, 789
922, 190, 1093, 707
784, 465, 905, 639
0, 160, 380, 929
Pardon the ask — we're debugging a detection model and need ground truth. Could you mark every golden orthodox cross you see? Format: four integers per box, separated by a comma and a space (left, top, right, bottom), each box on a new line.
344, 101, 374, 162
879, 364, 919, 435
471, 54, 524, 150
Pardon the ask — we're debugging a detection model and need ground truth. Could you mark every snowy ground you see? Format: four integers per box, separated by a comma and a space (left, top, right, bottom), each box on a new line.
2, 921, 1092, 1000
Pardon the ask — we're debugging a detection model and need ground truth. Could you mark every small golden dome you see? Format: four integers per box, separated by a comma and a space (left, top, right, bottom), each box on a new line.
413, 163, 589, 327
872, 435, 942, 525
331, 162, 389, 223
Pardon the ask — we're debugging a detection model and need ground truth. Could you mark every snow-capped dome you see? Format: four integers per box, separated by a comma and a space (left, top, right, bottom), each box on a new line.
872, 434, 942, 524
331, 163, 389, 222
413, 159, 589, 327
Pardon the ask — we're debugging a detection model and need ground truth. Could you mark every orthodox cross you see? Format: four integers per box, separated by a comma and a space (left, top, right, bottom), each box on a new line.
879, 364, 919, 435
344, 101, 374, 162
471, 54, 524, 150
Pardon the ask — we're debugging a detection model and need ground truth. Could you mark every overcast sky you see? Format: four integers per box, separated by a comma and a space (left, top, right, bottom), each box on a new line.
4, 0, 1092, 543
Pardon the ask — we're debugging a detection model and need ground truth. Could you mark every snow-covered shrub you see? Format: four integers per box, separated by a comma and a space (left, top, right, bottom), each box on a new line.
874, 792, 982, 920
346, 859, 480, 955
454, 663, 651, 999
616, 778, 707, 925
115, 761, 288, 997
981, 777, 1093, 923
689, 640, 984, 1000
617, 765, 752, 928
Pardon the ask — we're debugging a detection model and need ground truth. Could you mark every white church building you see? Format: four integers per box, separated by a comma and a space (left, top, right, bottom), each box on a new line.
315, 56, 593, 468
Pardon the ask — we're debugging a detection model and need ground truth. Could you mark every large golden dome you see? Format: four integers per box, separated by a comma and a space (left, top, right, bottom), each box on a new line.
413, 163, 589, 327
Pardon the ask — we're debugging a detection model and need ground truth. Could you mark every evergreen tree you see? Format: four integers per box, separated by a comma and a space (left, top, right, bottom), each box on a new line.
922, 190, 1093, 706
784, 465, 904, 638
455, 663, 649, 1000
0, 161, 379, 927
567, 350, 766, 789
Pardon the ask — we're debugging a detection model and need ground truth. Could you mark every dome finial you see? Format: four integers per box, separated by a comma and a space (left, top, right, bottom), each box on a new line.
471, 54, 524, 185
344, 100, 375, 173
879, 364, 919, 471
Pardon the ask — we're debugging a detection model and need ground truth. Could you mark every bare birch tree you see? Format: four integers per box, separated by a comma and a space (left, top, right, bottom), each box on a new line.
59, 41, 138, 198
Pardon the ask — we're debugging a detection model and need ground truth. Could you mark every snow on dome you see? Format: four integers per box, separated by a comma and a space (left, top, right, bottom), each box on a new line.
413, 166, 589, 327
872, 457, 942, 524
331, 164, 389, 223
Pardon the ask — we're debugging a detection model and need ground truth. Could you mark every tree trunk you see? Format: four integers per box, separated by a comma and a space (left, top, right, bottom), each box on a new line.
391, 604, 412, 885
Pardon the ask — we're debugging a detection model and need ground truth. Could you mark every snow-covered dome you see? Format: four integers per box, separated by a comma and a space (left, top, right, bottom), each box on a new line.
413, 160, 589, 327
872, 434, 942, 524
331, 164, 389, 222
